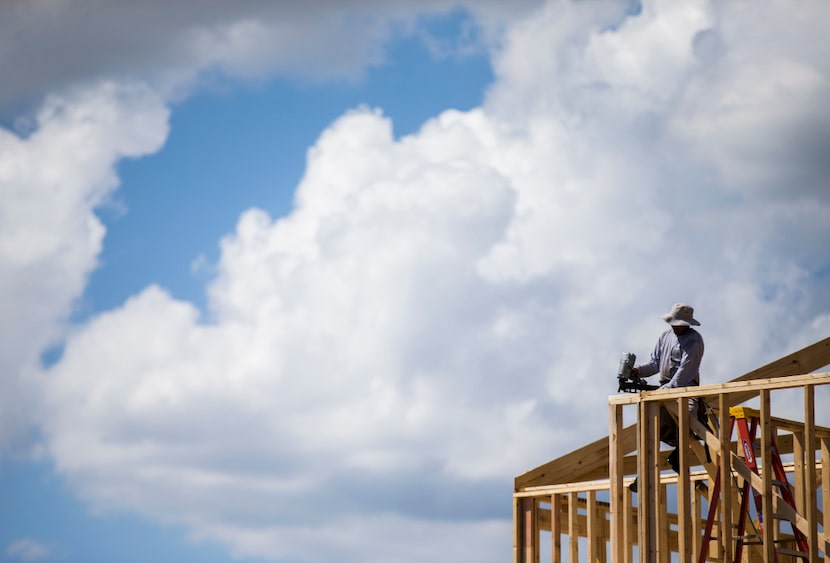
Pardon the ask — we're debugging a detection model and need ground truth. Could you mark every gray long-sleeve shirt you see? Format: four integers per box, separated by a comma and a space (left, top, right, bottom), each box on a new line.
636, 328, 704, 389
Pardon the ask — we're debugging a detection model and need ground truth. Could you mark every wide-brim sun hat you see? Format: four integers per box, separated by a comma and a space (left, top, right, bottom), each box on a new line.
662, 303, 700, 327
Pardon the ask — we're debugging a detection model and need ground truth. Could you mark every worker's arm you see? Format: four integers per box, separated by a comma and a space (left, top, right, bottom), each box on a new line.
633, 334, 663, 379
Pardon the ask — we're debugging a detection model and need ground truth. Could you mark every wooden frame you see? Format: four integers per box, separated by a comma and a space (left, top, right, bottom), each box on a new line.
514, 337, 830, 563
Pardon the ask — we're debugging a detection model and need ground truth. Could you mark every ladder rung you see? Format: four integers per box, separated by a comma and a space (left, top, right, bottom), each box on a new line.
776, 547, 808, 558
707, 534, 764, 542
771, 537, 801, 544
772, 510, 796, 520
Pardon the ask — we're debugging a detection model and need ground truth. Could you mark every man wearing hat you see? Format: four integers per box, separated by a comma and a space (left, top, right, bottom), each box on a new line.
629, 303, 705, 491
632, 303, 704, 390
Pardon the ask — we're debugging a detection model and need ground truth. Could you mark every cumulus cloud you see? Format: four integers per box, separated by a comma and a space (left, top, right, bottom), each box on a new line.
0, 83, 169, 453
5, 0, 830, 562
42, 107, 561, 561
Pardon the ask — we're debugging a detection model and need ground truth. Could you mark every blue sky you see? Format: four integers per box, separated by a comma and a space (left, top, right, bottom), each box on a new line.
2, 2, 830, 562
0, 458, 238, 563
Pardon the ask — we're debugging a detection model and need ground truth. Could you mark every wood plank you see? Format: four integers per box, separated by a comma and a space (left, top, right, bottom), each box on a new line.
569, 492, 578, 563
822, 437, 830, 562
677, 398, 691, 563
793, 430, 805, 517
522, 498, 531, 563
524, 498, 539, 563
728, 336, 830, 405
587, 490, 598, 563
609, 404, 625, 563
770, 417, 830, 439
638, 401, 651, 562
551, 494, 562, 563
515, 461, 809, 498
515, 424, 639, 490
648, 401, 660, 562
513, 497, 522, 563
624, 486, 633, 563
804, 385, 818, 561
657, 482, 668, 563
691, 481, 702, 560
760, 390, 775, 563
610, 372, 830, 406
719, 393, 734, 561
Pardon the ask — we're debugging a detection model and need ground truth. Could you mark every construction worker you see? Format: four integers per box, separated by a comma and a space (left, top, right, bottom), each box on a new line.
629, 303, 704, 491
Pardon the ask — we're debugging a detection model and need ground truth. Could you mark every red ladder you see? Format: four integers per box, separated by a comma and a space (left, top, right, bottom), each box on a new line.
698, 406, 809, 563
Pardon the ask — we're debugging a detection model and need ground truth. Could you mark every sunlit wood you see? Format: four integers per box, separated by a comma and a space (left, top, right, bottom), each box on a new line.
513, 337, 830, 563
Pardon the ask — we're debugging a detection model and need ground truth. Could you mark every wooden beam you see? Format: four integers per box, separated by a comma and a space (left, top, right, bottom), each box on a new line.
551, 494, 562, 563
732, 336, 830, 381
609, 403, 625, 563
624, 487, 633, 563
767, 417, 830, 440
719, 393, 734, 561
610, 372, 830, 406
727, 336, 830, 405
516, 460, 815, 498
515, 424, 639, 490
804, 385, 818, 561
760, 390, 774, 563
513, 496, 522, 563
676, 398, 691, 563
587, 490, 599, 563
822, 437, 830, 562
691, 479, 702, 559
523, 498, 539, 563
642, 401, 659, 562
568, 492, 578, 563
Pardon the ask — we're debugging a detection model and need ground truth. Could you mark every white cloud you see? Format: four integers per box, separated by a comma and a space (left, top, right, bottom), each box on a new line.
199, 515, 510, 563
0, 82, 169, 454
1, 0, 828, 562
581, 0, 711, 106
670, 3, 830, 199
5, 538, 51, 561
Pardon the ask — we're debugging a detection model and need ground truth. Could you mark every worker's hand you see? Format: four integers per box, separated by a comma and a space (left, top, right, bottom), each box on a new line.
631, 367, 640, 378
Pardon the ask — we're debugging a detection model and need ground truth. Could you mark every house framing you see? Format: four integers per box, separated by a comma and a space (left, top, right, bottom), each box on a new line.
513, 336, 830, 562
